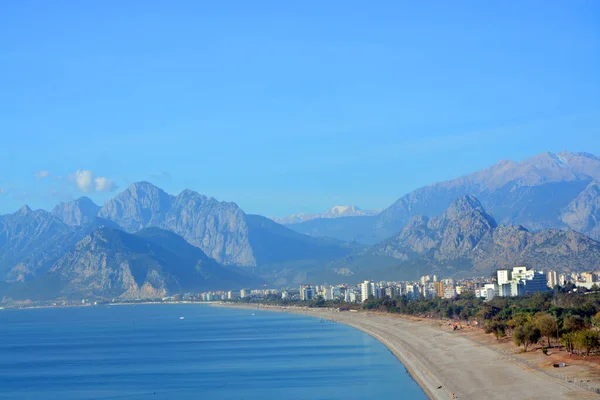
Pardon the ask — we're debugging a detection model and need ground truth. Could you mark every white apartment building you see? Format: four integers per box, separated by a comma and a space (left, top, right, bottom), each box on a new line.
496, 267, 549, 297
300, 285, 314, 301
547, 270, 558, 288
361, 280, 376, 303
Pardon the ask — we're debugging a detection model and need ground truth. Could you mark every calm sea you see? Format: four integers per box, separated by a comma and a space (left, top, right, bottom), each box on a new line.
0, 304, 426, 399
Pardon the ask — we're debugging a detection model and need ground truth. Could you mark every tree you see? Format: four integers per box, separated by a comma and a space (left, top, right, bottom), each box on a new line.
563, 314, 585, 333
485, 320, 507, 340
513, 322, 541, 352
591, 311, 600, 329
574, 329, 600, 356
507, 313, 529, 335
311, 295, 326, 308
561, 332, 575, 355
534, 313, 558, 348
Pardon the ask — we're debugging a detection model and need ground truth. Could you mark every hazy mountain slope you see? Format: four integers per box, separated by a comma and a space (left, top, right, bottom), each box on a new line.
0, 208, 121, 284
285, 216, 380, 244
134, 227, 263, 288
271, 205, 380, 224
561, 179, 600, 240
0, 207, 71, 281
52, 197, 100, 226
163, 190, 254, 266
246, 215, 353, 265
2, 217, 121, 283
46, 227, 264, 300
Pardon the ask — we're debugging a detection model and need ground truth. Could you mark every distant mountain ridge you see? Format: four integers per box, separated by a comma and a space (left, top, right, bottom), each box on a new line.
4, 227, 265, 301
4, 152, 600, 300
97, 182, 256, 266
52, 197, 100, 226
270, 205, 380, 225
329, 196, 600, 282
0, 182, 355, 298
287, 151, 600, 244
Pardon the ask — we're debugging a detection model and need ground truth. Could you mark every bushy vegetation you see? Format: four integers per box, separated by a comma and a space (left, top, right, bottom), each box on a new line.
362, 289, 600, 355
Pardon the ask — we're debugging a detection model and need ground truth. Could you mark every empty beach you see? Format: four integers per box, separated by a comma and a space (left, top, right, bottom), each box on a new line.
216, 304, 598, 400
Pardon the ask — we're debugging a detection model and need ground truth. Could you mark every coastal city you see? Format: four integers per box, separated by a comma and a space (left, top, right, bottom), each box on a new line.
191, 267, 600, 304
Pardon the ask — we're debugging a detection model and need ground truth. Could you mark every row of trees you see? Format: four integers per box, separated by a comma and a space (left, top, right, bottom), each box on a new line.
362, 290, 600, 355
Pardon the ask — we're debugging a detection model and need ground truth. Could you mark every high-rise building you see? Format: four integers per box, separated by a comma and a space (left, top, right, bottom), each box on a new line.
299, 285, 314, 301
524, 271, 548, 294
384, 286, 396, 298
476, 283, 497, 300
360, 280, 376, 302
497, 270, 510, 285
497, 267, 550, 297
559, 274, 567, 286
547, 270, 558, 288
406, 284, 419, 299
240, 289, 250, 298
433, 281, 444, 297
582, 272, 595, 283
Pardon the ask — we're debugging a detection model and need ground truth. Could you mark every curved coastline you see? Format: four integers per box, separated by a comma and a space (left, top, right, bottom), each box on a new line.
214, 303, 594, 400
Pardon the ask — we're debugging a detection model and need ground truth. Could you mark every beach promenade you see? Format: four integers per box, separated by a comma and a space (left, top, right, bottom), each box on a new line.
215, 304, 599, 400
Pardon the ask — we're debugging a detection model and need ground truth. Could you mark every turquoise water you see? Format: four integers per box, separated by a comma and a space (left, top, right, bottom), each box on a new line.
0, 304, 427, 399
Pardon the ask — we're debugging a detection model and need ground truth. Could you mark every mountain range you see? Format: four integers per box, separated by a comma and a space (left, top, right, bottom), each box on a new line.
288, 151, 600, 244
2, 150, 600, 301
0, 183, 354, 301
269, 205, 380, 225
318, 195, 600, 283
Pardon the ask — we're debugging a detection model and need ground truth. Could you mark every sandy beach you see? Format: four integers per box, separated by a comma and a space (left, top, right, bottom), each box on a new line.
214, 303, 599, 400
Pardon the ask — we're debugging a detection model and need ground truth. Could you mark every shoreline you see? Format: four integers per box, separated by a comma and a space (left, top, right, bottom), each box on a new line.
214, 303, 597, 400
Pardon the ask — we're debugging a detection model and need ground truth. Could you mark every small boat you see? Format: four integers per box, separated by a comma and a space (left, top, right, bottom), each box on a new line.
179, 316, 185, 320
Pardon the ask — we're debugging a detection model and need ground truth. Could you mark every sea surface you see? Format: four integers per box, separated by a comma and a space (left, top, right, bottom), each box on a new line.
0, 304, 427, 399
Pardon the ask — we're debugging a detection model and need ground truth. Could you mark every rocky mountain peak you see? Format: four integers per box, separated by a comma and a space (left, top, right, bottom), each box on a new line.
98, 182, 173, 232
437, 195, 497, 229
175, 189, 209, 203
52, 197, 100, 226
124, 181, 172, 202
17, 205, 32, 216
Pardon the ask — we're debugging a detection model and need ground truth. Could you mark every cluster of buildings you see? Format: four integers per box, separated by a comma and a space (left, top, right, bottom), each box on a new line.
547, 270, 600, 290
474, 267, 548, 300
194, 267, 600, 304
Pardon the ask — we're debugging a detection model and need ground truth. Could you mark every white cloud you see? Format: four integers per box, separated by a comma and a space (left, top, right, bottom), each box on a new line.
34, 170, 50, 179
71, 170, 118, 193
94, 176, 117, 192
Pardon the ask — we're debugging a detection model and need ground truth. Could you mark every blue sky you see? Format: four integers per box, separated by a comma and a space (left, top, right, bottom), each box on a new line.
1, 1, 599, 216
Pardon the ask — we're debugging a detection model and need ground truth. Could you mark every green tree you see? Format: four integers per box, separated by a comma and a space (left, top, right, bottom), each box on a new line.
507, 313, 529, 335
591, 311, 600, 329
513, 322, 541, 352
561, 332, 576, 355
534, 313, 558, 348
485, 320, 507, 340
574, 329, 600, 356
563, 314, 585, 333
